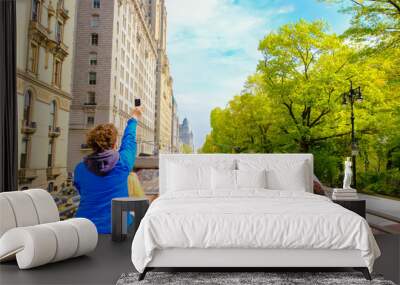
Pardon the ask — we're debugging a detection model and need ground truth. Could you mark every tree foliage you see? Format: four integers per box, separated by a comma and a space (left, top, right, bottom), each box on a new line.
322, 0, 400, 51
201, 19, 400, 197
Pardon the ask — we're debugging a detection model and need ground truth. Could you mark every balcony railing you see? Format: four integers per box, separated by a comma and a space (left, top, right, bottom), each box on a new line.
29, 20, 49, 40
18, 168, 37, 182
21, 121, 37, 134
80, 144, 92, 151
83, 102, 97, 109
57, 0, 69, 20
47, 167, 61, 179
29, 17, 69, 58
49, 126, 61, 138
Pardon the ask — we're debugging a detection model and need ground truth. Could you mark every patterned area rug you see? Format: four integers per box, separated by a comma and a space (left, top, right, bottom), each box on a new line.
116, 272, 395, 285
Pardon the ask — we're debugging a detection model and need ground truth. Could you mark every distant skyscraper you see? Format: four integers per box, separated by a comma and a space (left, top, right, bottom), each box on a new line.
179, 118, 194, 152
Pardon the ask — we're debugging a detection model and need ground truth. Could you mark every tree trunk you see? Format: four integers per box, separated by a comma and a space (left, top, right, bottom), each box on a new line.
299, 139, 310, 153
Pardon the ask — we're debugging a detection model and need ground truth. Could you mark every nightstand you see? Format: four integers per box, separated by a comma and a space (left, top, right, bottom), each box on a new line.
111, 197, 149, 242
333, 199, 366, 218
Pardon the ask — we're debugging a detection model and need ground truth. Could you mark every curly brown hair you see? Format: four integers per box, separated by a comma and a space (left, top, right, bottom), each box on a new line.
86, 123, 118, 153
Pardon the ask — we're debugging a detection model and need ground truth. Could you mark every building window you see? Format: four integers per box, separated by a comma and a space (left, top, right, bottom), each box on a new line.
92, 0, 100, 9
87, 116, 95, 126
31, 0, 40, 21
91, 15, 99, 27
91, 33, 98, 46
87, 92, 96, 104
20, 137, 28, 169
47, 12, 52, 30
47, 141, 53, 167
23, 90, 33, 124
89, 52, 97, 65
44, 50, 49, 69
55, 21, 63, 42
89, 72, 97, 85
49, 100, 56, 130
29, 42, 39, 73
53, 59, 62, 87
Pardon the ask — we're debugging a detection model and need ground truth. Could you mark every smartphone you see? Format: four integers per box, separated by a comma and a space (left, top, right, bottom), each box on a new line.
134, 98, 141, 107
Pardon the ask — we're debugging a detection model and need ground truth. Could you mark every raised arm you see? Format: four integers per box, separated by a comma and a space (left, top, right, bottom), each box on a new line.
119, 119, 138, 172
118, 107, 142, 172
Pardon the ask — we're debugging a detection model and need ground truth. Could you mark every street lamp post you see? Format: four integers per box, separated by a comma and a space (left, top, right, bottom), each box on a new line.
342, 80, 363, 188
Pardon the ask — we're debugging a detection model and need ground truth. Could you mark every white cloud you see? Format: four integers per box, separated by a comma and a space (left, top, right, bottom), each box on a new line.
165, 0, 295, 148
274, 5, 296, 14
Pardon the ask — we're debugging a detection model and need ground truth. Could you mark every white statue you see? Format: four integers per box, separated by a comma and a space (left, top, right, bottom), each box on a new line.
343, 157, 352, 189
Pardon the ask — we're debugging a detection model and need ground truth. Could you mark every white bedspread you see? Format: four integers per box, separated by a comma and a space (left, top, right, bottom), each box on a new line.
131, 190, 380, 272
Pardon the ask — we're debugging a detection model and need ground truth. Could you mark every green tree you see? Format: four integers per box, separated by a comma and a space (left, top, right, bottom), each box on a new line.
253, 20, 380, 152
205, 93, 274, 153
201, 20, 400, 195
322, 0, 400, 50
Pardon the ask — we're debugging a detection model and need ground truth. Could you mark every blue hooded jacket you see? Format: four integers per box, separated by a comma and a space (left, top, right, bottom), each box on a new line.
74, 119, 137, 234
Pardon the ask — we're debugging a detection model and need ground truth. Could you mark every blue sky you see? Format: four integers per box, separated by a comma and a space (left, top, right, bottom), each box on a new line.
165, 0, 351, 149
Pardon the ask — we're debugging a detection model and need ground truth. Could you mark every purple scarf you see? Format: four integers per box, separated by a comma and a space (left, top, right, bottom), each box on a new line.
83, 150, 120, 176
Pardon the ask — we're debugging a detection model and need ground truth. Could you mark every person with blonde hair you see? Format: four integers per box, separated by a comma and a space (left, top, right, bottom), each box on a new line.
127, 171, 145, 198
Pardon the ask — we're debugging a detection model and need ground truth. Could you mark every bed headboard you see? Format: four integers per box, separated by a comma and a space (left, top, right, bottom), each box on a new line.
159, 154, 314, 195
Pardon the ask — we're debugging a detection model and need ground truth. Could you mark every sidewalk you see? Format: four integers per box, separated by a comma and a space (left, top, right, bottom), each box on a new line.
359, 193, 400, 233
359, 193, 400, 220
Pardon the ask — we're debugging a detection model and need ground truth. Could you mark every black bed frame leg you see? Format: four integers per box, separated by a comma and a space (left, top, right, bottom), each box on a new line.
138, 268, 148, 281
354, 267, 372, 280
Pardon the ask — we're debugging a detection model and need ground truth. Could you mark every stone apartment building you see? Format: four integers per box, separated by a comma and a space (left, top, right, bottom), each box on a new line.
143, 0, 174, 153
16, 0, 77, 191
155, 56, 173, 153
67, 0, 158, 173
171, 96, 180, 153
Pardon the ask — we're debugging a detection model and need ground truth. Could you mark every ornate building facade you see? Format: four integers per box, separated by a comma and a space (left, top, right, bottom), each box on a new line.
67, 0, 158, 173
143, 0, 174, 153
171, 96, 180, 153
16, 0, 76, 191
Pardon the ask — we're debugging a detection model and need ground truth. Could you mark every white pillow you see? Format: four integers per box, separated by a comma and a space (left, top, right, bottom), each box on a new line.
236, 169, 267, 189
266, 161, 308, 191
167, 162, 212, 192
212, 169, 237, 190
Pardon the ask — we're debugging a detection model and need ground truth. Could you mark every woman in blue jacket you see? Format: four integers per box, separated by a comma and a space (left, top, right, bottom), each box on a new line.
74, 108, 142, 234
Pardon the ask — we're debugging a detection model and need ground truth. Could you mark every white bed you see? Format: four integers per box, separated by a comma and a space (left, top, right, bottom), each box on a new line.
131, 154, 380, 280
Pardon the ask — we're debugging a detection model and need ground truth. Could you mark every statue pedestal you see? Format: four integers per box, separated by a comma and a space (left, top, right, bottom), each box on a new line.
332, 188, 358, 200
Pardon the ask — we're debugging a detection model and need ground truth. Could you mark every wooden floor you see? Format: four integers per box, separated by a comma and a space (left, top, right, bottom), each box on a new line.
0, 234, 398, 285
